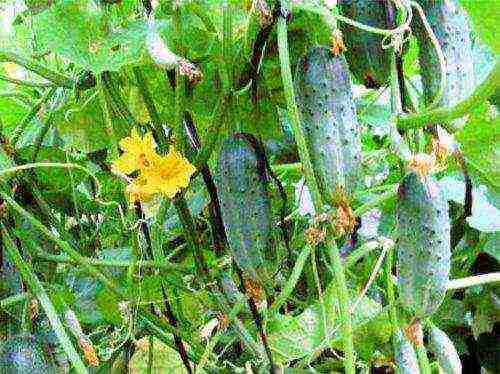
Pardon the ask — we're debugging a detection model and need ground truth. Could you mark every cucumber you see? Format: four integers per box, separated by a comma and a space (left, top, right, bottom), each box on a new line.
413, 0, 474, 110
218, 133, 271, 288
396, 171, 450, 318
340, 0, 391, 88
295, 46, 363, 203
394, 329, 420, 374
0, 334, 50, 373
428, 324, 462, 374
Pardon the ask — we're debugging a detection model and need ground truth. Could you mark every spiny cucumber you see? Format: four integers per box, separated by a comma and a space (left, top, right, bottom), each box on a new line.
396, 171, 450, 318
295, 46, 362, 203
218, 133, 271, 288
394, 329, 420, 374
340, 0, 392, 88
428, 324, 462, 374
413, 0, 474, 111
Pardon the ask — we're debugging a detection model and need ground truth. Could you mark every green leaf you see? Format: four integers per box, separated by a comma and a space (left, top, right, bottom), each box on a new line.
32, 0, 148, 73
460, 0, 500, 54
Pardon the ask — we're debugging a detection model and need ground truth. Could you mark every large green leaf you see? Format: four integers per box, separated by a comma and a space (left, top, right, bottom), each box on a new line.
32, 0, 148, 73
460, 0, 500, 54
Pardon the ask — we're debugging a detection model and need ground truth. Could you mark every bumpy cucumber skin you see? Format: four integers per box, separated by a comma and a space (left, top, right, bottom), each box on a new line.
394, 329, 420, 374
295, 46, 362, 202
340, 0, 391, 88
396, 172, 450, 318
414, 0, 474, 108
218, 135, 271, 283
0, 334, 49, 373
428, 325, 462, 374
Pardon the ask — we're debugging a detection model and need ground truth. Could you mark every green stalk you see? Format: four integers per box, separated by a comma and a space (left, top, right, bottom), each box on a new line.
0, 292, 30, 310
0, 51, 74, 88
415, 342, 431, 374
10, 87, 57, 145
397, 60, 500, 131
276, 4, 355, 372
270, 244, 312, 314
1, 229, 87, 374
385, 247, 397, 329
0, 74, 55, 88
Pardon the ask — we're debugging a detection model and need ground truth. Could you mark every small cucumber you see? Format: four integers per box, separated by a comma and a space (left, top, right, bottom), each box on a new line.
396, 171, 450, 318
414, 0, 474, 109
428, 324, 462, 374
0, 334, 49, 373
340, 0, 392, 88
295, 46, 362, 203
218, 133, 271, 287
394, 329, 420, 374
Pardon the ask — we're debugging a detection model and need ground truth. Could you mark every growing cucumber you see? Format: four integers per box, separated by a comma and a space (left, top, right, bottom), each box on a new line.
340, 0, 392, 88
396, 171, 450, 318
394, 329, 420, 374
413, 0, 474, 110
295, 46, 362, 203
0, 334, 50, 373
428, 324, 462, 374
218, 133, 271, 289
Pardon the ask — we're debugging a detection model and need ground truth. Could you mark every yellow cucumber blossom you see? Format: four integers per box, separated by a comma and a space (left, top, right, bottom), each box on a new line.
112, 128, 157, 174
112, 129, 196, 202
141, 146, 197, 199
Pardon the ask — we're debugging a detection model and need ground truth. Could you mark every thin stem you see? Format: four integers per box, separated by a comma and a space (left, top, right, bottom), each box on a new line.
0, 51, 73, 88
270, 244, 312, 314
0, 292, 30, 309
10, 87, 57, 145
0, 74, 54, 88
385, 247, 397, 328
397, 60, 500, 131
276, 4, 355, 372
447, 272, 500, 290
1, 229, 87, 374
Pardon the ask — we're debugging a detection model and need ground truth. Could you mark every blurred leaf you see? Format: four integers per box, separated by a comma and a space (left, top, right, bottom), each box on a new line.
460, 0, 500, 54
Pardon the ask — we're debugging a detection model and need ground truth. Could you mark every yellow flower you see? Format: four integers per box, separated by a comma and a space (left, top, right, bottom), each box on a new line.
141, 146, 196, 198
112, 128, 157, 174
125, 176, 154, 203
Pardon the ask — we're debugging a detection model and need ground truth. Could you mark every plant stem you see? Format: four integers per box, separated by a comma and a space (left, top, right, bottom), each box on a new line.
0, 292, 30, 309
0, 51, 74, 88
10, 87, 57, 145
397, 60, 500, 131
276, 4, 355, 372
0, 74, 54, 88
447, 272, 500, 290
1, 228, 87, 374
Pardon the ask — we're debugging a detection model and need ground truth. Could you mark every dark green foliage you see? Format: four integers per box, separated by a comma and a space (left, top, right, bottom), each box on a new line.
0, 334, 50, 373
414, 0, 474, 109
428, 324, 462, 374
396, 172, 450, 318
295, 46, 362, 202
340, 0, 392, 88
218, 134, 271, 285
393, 329, 419, 374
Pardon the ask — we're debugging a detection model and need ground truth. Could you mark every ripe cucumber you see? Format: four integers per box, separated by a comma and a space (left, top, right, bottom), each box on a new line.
413, 0, 474, 109
295, 46, 362, 203
0, 334, 50, 373
428, 324, 462, 374
394, 329, 420, 374
340, 0, 391, 88
396, 171, 450, 318
218, 133, 271, 287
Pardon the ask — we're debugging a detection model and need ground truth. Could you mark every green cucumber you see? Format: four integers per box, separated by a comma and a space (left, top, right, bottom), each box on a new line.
428, 324, 462, 374
396, 171, 450, 318
394, 329, 420, 374
414, 0, 474, 109
0, 334, 50, 373
340, 0, 392, 88
295, 46, 363, 203
218, 133, 271, 287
